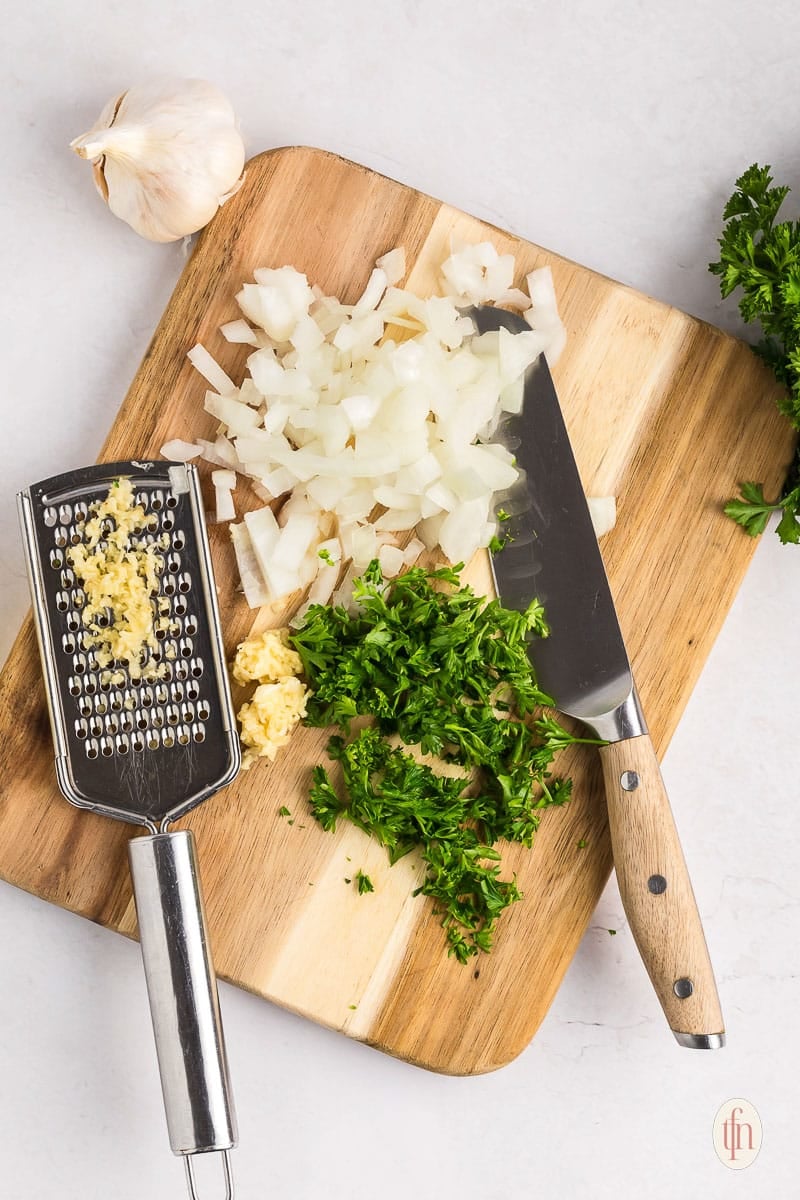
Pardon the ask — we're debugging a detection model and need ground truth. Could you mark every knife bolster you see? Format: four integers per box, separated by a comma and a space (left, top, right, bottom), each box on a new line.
585, 685, 647, 742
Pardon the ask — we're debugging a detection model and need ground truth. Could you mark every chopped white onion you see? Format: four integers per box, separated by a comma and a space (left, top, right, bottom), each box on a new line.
211, 468, 237, 523
159, 438, 203, 462
220, 319, 260, 346
187, 344, 237, 395
402, 537, 425, 565
378, 543, 406, 577
587, 496, 617, 538
524, 266, 568, 366
211, 469, 237, 490
196, 434, 239, 468
230, 523, 271, 607
375, 247, 406, 285
214, 487, 236, 524
187, 241, 571, 607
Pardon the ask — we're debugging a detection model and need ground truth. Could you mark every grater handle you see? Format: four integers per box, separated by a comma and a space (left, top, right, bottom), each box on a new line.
128, 830, 237, 1190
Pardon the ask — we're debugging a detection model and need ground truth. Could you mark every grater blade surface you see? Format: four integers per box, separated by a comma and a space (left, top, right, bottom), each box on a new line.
18, 460, 240, 829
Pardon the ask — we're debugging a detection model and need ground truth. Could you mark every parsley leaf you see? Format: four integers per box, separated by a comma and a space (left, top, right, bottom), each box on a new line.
355, 870, 374, 894
724, 480, 800, 543
710, 163, 800, 540
294, 561, 598, 962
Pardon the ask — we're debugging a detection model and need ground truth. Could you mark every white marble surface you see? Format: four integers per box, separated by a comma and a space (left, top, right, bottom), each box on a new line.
1, 3, 799, 1197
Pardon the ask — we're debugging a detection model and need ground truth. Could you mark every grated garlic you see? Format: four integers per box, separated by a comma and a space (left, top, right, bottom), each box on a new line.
231, 629, 303, 686
237, 678, 309, 769
67, 478, 160, 678
232, 629, 310, 767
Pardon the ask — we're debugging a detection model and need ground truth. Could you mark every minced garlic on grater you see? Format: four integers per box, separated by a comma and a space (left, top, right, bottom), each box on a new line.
67, 477, 172, 678
232, 630, 309, 768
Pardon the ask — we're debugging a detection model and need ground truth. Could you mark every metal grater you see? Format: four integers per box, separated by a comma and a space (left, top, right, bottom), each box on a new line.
18, 460, 242, 1200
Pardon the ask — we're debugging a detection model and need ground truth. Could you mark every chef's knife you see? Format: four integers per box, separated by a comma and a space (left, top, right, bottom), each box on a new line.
474, 307, 724, 1049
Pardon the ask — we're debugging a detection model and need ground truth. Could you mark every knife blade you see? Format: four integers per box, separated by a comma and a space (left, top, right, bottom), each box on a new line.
474, 306, 724, 1049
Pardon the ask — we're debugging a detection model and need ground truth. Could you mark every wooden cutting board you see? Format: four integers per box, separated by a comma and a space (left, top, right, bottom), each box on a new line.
0, 147, 792, 1074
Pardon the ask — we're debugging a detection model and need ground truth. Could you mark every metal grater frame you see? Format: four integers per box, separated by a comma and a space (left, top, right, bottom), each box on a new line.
18, 460, 241, 831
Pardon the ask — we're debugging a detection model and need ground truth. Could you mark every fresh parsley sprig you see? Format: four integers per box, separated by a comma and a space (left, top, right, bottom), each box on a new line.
724, 481, 800, 544
710, 163, 800, 542
291, 561, 596, 963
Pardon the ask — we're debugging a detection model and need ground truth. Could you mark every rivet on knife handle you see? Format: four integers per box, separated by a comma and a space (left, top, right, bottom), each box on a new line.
599, 727, 725, 1048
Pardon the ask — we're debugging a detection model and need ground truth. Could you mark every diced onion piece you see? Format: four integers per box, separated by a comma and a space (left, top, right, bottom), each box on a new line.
378, 543, 406, 577
240, 267, 314, 340
291, 552, 342, 625
463, 444, 519, 492
375, 247, 406, 285
214, 487, 236, 524
204, 391, 260, 435
416, 512, 445, 551
230, 522, 271, 607
159, 439, 203, 462
587, 496, 617, 538
211, 469, 237, 490
438, 496, 491, 564
350, 523, 378, 568
197, 435, 239, 469
495, 287, 530, 310
220, 319, 259, 346
330, 561, 361, 612
373, 508, 420, 532
257, 466, 296, 499
306, 475, 351, 511
373, 485, 418, 510
211, 468, 237, 524
244, 506, 281, 586
262, 513, 319, 599
308, 563, 339, 604
353, 268, 389, 317
316, 537, 342, 565
290, 314, 326, 354
425, 481, 459, 513
483, 254, 515, 297
187, 344, 237, 395
402, 537, 425, 565
342, 393, 381, 432
524, 266, 568, 366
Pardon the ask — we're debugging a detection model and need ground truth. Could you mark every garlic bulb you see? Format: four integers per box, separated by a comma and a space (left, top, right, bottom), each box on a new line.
70, 78, 246, 243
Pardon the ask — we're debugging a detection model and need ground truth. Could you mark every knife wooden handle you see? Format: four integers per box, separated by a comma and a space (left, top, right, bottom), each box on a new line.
599, 733, 725, 1047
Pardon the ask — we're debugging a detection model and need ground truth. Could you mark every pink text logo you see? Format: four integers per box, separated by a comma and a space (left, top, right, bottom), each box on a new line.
713, 1098, 762, 1170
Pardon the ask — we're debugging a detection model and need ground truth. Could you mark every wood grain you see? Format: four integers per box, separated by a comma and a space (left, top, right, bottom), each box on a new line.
0, 147, 793, 1074
599, 731, 724, 1041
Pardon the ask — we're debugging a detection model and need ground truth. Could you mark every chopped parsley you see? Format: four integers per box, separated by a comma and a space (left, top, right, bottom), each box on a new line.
355, 870, 374, 894
318, 547, 335, 564
290, 561, 596, 963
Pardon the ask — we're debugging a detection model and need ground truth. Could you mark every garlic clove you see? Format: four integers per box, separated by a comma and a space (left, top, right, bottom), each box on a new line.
70, 78, 246, 243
